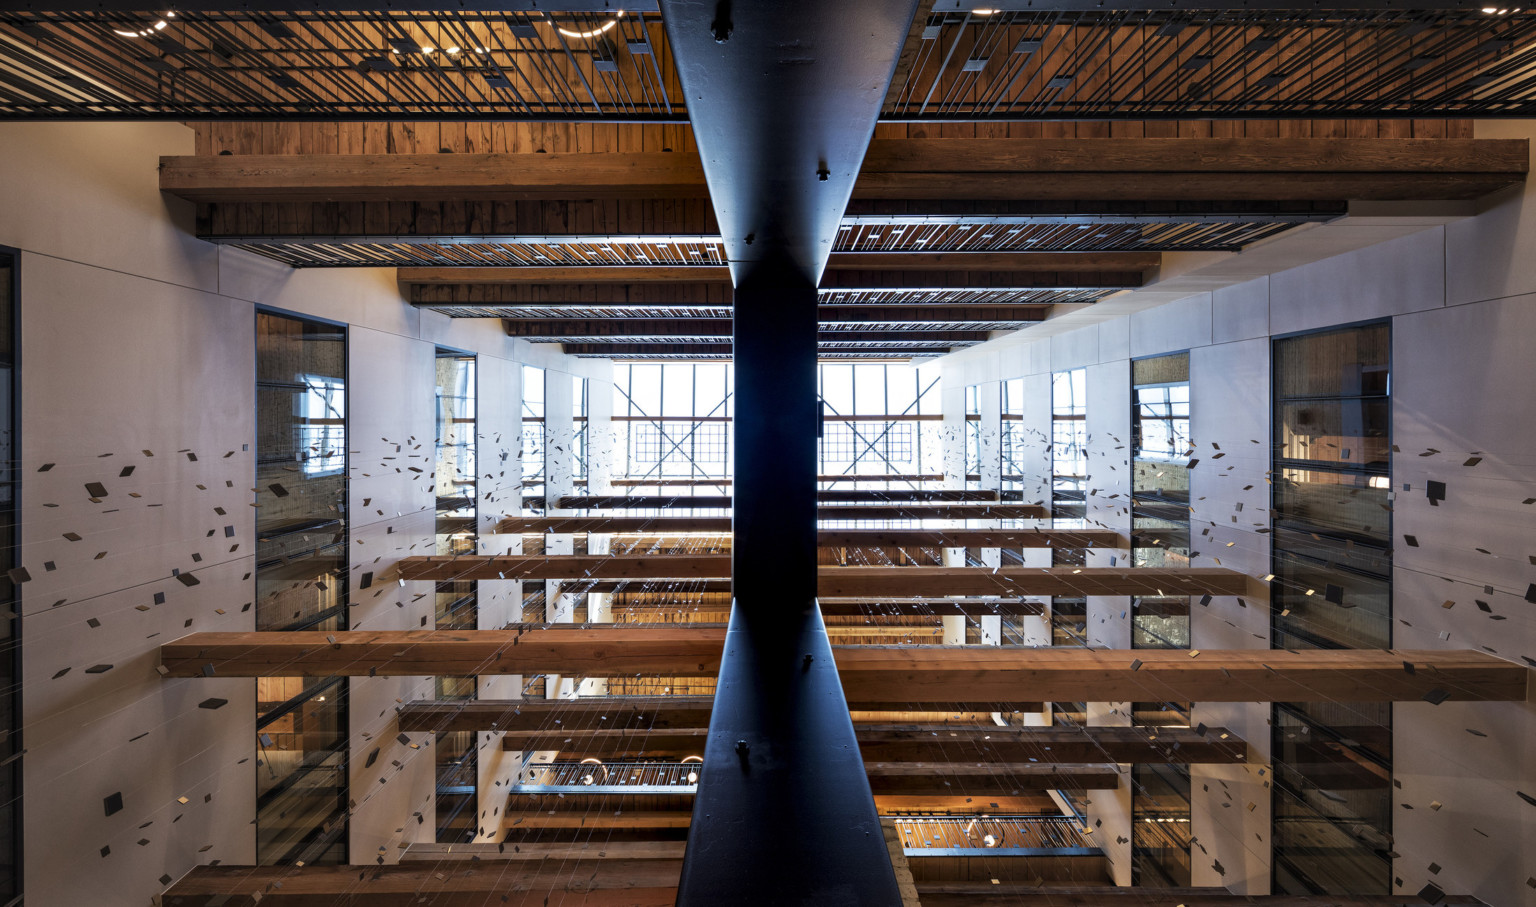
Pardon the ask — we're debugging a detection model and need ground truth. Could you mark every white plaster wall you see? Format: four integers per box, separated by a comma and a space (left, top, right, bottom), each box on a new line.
1, 121, 585, 904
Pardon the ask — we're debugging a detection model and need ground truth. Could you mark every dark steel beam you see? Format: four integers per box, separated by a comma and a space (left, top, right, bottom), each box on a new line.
660, 0, 917, 902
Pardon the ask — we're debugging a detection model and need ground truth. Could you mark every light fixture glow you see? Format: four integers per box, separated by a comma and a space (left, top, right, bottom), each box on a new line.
557, 13, 621, 39
421, 45, 434, 54
973, 8, 997, 15
447, 46, 461, 54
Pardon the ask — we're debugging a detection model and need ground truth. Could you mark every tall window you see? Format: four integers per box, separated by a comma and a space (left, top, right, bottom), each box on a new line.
521, 366, 545, 506
254, 311, 348, 864
572, 375, 588, 485
433, 350, 477, 842
819, 363, 940, 486
1271, 322, 1392, 896
964, 384, 982, 487
0, 248, 20, 902
1050, 368, 1089, 723
1131, 353, 1192, 650
1001, 378, 1026, 492
613, 363, 732, 490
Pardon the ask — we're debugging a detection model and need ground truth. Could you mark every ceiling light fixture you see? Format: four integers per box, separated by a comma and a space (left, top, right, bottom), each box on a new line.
113, 18, 168, 38
558, 12, 623, 39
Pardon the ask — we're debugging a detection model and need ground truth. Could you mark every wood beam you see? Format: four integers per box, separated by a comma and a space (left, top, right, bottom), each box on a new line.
401, 841, 687, 861
865, 762, 1121, 792
495, 725, 1247, 764
158, 631, 1527, 704
913, 887, 1487, 907
399, 255, 1155, 287
398, 699, 1048, 735
523, 327, 996, 343
550, 498, 1049, 519
397, 554, 728, 581
160, 151, 709, 202
502, 318, 1029, 338
162, 140, 1527, 205
393, 558, 1241, 597
165, 862, 681, 907
497, 519, 1123, 549
501, 517, 735, 533
832, 646, 1529, 706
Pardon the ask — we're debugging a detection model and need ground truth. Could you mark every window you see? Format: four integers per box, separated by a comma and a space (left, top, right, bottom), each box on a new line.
297, 375, 345, 477
1132, 353, 1192, 650
614, 362, 733, 487
521, 365, 545, 504
433, 350, 477, 841
1132, 762, 1193, 887
572, 375, 588, 483
0, 247, 19, 902
254, 311, 349, 865
1271, 322, 1392, 896
1001, 377, 1026, 491
964, 384, 982, 485
819, 363, 941, 485
1051, 368, 1088, 528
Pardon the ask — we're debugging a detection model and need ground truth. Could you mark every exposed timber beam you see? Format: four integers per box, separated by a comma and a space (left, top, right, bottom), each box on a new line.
397, 699, 1049, 735
397, 258, 1154, 286
551, 497, 1049, 518
158, 631, 1528, 704
393, 558, 1242, 597
493, 306, 1051, 323
496, 519, 1122, 548
561, 343, 962, 358
501, 319, 1031, 338
865, 762, 1122, 793
502, 517, 735, 533
518, 327, 997, 343
401, 841, 687, 861
161, 139, 1526, 204
492, 725, 1247, 764
165, 862, 681, 907
914, 886, 1486, 907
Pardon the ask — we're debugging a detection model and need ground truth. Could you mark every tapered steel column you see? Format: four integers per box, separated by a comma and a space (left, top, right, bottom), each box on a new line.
658, 0, 916, 902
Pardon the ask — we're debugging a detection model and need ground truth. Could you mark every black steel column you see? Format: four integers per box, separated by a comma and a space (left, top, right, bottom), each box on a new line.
659, 0, 916, 902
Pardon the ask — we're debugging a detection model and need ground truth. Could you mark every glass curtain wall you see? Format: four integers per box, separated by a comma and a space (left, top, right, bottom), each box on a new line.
1271, 322, 1393, 896
819, 363, 941, 488
0, 248, 19, 902
964, 384, 981, 487
1128, 352, 1194, 885
1001, 378, 1026, 493
519, 366, 546, 620
612, 363, 732, 493
608, 363, 942, 492
1050, 368, 1088, 723
433, 350, 477, 843
254, 311, 349, 864
572, 376, 588, 487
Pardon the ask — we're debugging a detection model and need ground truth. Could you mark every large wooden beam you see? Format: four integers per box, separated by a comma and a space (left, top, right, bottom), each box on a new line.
397, 554, 729, 581
549, 498, 1049, 519
503, 318, 1021, 338
161, 140, 1527, 204
165, 862, 682, 907
521, 326, 995, 343
832, 646, 1529, 706
394, 558, 1242, 596
497, 518, 1122, 549
398, 699, 1047, 735
158, 632, 1528, 704
494, 725, 1247, 764
913, 886, 1486, 907
866, 762, 1120, 793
